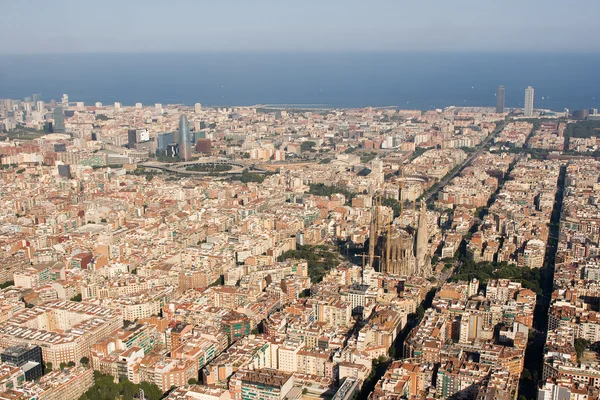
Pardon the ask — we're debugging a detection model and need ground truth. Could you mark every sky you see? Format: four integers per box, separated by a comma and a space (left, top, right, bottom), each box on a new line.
1, 0, 599, 54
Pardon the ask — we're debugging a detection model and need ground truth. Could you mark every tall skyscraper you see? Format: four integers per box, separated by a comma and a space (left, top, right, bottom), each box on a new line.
496, 85, 505, 113
178, 114, 191, 161
524, 86, 534, 117
53, 107, 65, 133
127, 129, 138, 148
157, 131, 174, 151
194, 103, 202, 113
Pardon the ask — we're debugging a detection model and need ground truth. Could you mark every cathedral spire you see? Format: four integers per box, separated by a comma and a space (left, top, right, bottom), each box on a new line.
416, 200, 429, 276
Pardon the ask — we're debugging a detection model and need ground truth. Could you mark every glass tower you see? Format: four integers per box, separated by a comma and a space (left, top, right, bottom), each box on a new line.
53, 107, 65, 133
496, 85, 505, 113
178, 114, 191, 161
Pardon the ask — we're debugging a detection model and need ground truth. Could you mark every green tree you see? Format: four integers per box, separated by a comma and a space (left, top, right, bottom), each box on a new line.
416, 306, 425, 321
70, 293, 82, 302
382, 198, 402, 218
230, 169, 267, 184
308, 183, 355, 203
59, 362, 66, 370
575, 338, 589, 362
44, 362, 52, 372
188, 378, 197, 384
120, 379, 137, 399
80, 357, 89, 366
0, 280, 14, 289
301, 141, 316, 152
360, 152, 377, 164
80, 372, 164, 400
139, 381, 163, 400
277, 244, 342, 283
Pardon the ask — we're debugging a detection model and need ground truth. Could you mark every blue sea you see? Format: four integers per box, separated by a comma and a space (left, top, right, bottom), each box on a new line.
0, 52, 598, 111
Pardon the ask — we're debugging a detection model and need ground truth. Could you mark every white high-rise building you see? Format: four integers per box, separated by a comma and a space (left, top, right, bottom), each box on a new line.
524, 86, 534, 117
468, 278, 479, 297
194, 103, 202, 113
277, 339, 303, 373
114, 102, 121, 110
36, 101, 45, 112
135, 103, 142, 109
61, 94, 69, 104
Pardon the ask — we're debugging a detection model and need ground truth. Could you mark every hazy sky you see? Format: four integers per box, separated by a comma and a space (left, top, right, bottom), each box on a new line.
2, 0, 599, 54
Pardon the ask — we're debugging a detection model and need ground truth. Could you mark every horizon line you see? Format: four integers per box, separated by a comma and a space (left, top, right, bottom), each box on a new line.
1, 49, 600, 56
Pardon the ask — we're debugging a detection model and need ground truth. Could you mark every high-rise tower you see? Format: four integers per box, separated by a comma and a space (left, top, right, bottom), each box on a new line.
496, 85, 505, 113
53, 107, 65, 133
415, 200, 430, 276
178, 114, 191, 161
524, 86, 534, 117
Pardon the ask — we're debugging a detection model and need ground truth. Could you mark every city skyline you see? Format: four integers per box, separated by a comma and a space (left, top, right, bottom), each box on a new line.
13, 86, 556, 116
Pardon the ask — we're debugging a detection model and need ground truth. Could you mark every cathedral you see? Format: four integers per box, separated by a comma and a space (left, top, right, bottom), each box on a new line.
377, 200, 431, 277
